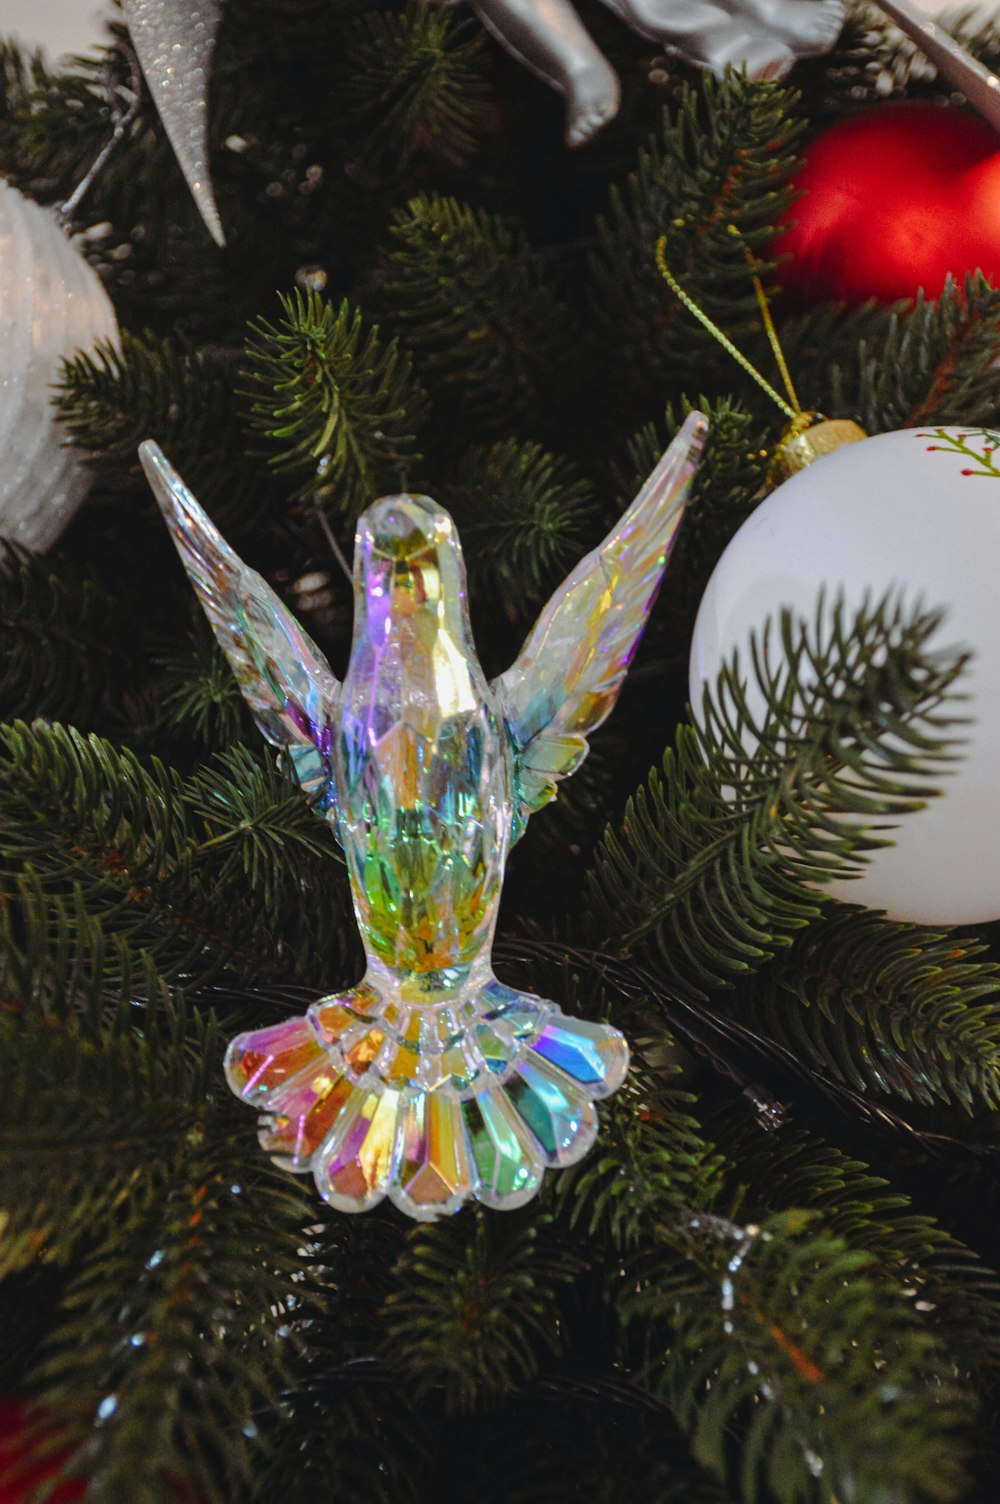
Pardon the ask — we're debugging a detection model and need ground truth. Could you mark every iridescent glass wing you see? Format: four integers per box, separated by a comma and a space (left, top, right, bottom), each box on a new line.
492, 411, 706, 821
139, 441, 340, 810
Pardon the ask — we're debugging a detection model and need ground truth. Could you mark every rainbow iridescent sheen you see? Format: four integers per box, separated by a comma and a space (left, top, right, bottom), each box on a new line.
139, 411, 705, 1219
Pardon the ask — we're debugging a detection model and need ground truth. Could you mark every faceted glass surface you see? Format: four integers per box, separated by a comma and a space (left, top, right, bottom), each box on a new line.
146, 417, 707, 1220
337, 496, 512, 980
462, 1083, 544, 1209
224, 1017, 324, 1105
506, 1056, 599, 1166
531, 1013, 629, 1095
391, 1088, 475, 1221
314, 1086, 401, 1212
257, 1068, 357, 1171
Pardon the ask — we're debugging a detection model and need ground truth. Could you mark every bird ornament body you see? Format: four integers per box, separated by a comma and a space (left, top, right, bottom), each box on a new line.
139, 410, 706, 1219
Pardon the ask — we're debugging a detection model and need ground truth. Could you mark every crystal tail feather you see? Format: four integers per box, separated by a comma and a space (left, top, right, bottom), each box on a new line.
224, 978, 628, 1221
122, 0, 225, 247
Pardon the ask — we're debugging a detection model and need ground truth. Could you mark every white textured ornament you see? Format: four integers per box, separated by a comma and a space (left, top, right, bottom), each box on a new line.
690, 425, 1000, 926
122, 0, 225, 247
0, 181, 120, 553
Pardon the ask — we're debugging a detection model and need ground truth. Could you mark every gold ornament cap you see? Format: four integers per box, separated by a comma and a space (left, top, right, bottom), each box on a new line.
769, 413, 868, 484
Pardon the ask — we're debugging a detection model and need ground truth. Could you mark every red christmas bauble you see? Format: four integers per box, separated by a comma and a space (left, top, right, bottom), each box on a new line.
0, 1399, 85, 1503
0, 1398, 200, 1502
775, 101, 1000, 304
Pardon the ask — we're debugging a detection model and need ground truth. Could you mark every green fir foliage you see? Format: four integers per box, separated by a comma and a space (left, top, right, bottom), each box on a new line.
731, 913, 1000, 1110
708, 1107, 1000, 1387
242, 290, 428, 515
57, 330, 270, 533
0, 722, 353, 990
0, 545, 135, 732
377, 193, 579, 436
144, 615, 255, 751
439, 438, 598, 624
385, 1215, 581, 1410
0, 41, 134, 200
635, 1210, 971, 1504
331, 5, 492, 177
4, 6, 1000, 1501
31, 1135, 312, 1502
589, 74, 804, 418
787, 276, 1000, 435
589, 595, 968, 994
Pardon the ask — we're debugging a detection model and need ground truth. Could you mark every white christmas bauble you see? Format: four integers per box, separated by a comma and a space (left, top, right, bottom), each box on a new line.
0, 180, 120, 552
689, 425, 1000, 926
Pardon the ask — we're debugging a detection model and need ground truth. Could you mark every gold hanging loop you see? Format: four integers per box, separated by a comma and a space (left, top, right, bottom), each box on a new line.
654, 236, 798, 423
654, 231, 867, 481
734, 227, 803, 418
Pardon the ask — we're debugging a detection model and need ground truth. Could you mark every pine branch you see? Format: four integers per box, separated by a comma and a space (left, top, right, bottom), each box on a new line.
620, 398, 770, 530
439, 438, 597, 625
25, 1133, 312, 1503
248, 1213, 425, 1504
553, 1035, 726, 1247
185, 744, 343, 919
57, 331, 269, 535
709, 1106, 1000, 1385
0, 865, 171, 1029
0, 545, 136, 733
0, 870, 224, 1076
731, 911, 1000, 1110
331, 4, 491, 177
556, 1062, 984, 1504
0, 1002, 215, 1279
242, 290, 428, 517
630, 1209, 973, 1504
144, 614, 255, 751
0, 719, 192, 900
588, 595, 968, 995
0, 910, 226, 1284
0, 40, 130, 202
251, 1381, 430, 1504
377, 193, 580, 437
383, 1214, 581, 1411
184, 743, 355, 981
588, 75, 803, 421
0, 722, 355, 990
178, 744, 355, 984
787, 277, 1000, 435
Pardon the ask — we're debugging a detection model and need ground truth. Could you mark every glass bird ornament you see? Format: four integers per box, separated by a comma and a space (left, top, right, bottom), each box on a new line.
139, 411, 706, 1219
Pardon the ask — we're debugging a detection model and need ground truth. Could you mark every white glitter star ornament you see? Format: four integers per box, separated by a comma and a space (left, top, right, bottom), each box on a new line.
122, 0, 225, 247
139, 411, 707, 1219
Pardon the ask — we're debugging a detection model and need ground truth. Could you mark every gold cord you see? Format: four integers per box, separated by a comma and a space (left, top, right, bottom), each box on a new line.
735, 230, 803, 417
654, 233, 800, 423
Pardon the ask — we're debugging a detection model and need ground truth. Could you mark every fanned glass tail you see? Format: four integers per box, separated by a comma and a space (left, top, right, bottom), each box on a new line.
224, 986, 629, 1220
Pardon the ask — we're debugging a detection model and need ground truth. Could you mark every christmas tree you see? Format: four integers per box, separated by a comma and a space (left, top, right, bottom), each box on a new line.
3, 3, 1000, 1499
